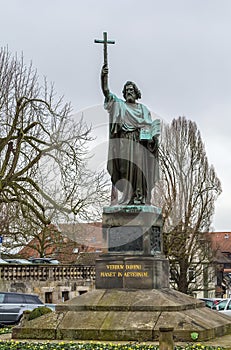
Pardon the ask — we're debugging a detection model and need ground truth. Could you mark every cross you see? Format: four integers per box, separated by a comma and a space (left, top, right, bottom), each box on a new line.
94, 32, 115, 66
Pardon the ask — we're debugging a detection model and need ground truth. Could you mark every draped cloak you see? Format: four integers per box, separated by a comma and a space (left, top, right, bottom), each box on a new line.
104, 93, 159, 205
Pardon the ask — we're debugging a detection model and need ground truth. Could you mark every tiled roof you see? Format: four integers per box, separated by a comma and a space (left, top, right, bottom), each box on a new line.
18, 222, 103, 264
213, 249, 231, 263
58, 222, 103, 249
75, 252, 102, 265
208, 232, 231, 253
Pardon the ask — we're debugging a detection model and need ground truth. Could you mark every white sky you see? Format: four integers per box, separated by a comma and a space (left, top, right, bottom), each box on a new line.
1, 0, 231, 231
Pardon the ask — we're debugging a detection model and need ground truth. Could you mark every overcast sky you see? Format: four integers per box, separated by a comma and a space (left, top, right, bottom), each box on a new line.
1, 0, 231, 231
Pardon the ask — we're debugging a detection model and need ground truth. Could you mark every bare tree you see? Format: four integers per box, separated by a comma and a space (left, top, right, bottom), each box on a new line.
153, 116, 221, 294
0, 47, 109, 253
18, 224, 65, 259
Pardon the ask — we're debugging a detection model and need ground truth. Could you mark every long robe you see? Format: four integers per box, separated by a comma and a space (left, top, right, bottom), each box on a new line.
105, 93, 159, 205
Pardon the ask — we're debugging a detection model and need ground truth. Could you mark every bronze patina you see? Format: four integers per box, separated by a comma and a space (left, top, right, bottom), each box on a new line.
95, 32, 159, 205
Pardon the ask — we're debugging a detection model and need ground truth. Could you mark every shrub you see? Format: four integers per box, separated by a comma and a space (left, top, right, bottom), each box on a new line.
23, 310, 31, 314
28, 306, 52, 321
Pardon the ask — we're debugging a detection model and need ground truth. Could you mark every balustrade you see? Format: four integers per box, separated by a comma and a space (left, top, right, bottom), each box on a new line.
0, 264, 95, 281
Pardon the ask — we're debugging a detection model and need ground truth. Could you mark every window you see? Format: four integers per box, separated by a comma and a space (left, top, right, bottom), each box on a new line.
25, 295, 42, 304
170, 269, 177, 281
227, 301, 231, 310
62, 291, 69, 302
188, 268, 196, 282
6, 294, 24, 304
0, 294, 5, 303
79, 290, 88, 295
217, 300, 226, 311
45, 292, 53, 303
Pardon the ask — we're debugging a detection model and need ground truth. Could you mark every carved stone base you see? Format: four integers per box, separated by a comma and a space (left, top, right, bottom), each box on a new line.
95, 255, 169, 289
102, 205, 162, 255
12, 289, 231, 342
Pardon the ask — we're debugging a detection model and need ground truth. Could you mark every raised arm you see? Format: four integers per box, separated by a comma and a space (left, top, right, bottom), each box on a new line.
101, 64, 110, 100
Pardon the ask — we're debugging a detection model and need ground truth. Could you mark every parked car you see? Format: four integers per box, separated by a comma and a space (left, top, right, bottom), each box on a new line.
199, 297, 223, 309
45, 303, 56, 311
4, 259, 32, 264
0, 292, 46, 325
213, 298, 231, 316
0, 259, 7, 264
28, 258, 60, 265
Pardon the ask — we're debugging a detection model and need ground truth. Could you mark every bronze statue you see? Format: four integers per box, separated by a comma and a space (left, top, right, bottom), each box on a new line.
95, 32, 159, 206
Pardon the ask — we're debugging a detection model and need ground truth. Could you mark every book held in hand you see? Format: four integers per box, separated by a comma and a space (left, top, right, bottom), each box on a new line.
140, 119, 161, 141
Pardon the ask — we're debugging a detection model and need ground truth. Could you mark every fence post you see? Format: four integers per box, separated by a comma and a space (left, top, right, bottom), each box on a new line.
159, 327, 174, 350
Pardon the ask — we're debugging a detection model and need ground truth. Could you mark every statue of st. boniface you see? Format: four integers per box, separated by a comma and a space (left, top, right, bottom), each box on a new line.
96, 32, 160, 206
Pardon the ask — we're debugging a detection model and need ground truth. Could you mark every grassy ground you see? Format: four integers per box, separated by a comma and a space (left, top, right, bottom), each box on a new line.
0, 340, 225, 350
0, 327, 229, 349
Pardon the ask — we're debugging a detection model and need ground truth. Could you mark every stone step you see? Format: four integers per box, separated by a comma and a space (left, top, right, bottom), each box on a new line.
12, 288, 231, 342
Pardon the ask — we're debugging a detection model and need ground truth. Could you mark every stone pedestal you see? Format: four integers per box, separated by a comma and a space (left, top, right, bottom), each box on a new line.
12, 289, 231, 342
95, 255, 169, 289
102, 205, 162, 254
96, 205, 169, 289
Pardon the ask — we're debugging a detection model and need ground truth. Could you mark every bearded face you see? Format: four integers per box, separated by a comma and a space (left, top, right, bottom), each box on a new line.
125, 84, 137, 103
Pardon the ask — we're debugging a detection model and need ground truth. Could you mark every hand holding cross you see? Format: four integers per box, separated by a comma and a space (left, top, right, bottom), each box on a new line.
95, 32, 115, 98
94, 32, 115, 66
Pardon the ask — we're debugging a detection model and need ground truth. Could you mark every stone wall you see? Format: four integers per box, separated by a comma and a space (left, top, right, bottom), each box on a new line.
0, 265, 95, 303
